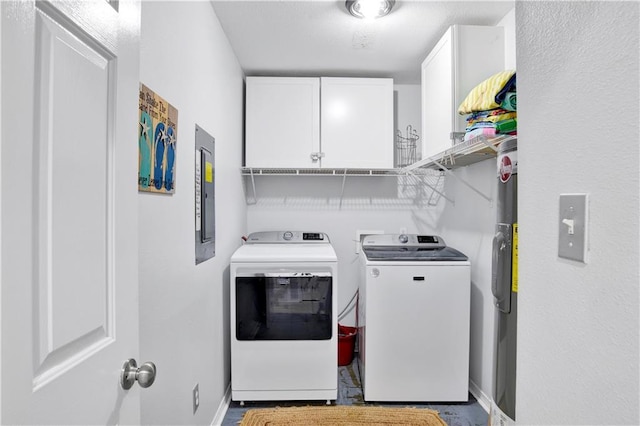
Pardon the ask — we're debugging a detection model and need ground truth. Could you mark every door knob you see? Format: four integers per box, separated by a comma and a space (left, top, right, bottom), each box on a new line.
120, 358, 157, 390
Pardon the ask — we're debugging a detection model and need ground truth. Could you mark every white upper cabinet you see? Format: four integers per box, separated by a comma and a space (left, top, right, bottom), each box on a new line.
245, 77, 320, 168
245, 76, 393, 169
320, 77, 393, 169
421, 25, 504, 160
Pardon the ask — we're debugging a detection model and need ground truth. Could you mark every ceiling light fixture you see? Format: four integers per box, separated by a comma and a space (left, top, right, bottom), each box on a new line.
346, 0, 395, 19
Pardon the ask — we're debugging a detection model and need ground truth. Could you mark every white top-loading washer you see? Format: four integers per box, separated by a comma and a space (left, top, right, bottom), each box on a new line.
230, 231, 338, 403
358, 234, 471, 402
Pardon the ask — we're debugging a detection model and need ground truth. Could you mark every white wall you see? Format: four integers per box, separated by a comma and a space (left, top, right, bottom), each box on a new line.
139, 2, 245, 424
516, 2, 639, 424
394, 84, 422, 163
436, 159, 497, 407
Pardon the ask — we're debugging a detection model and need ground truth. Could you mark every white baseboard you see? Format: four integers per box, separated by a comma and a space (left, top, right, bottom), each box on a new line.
469, 380, 491, 414
211, 384, 232, 426
210, 379, 487, 424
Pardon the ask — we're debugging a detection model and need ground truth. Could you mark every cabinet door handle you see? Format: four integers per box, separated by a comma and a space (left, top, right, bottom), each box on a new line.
310, 152, 325, 162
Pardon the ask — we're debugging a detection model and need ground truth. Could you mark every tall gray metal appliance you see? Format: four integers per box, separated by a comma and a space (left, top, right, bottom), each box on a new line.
491, 138, 518, 424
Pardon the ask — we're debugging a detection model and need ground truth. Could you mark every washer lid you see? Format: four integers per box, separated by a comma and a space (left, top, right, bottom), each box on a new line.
362, 234, 467, 261
363, 246, 468, 261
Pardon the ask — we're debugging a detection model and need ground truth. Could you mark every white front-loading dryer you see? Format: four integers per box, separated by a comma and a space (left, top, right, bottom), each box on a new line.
230, 231, 337, 403
358, 234, 471, 402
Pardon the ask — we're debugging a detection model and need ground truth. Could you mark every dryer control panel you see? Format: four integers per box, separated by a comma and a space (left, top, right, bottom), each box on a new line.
246, 231, 330, 244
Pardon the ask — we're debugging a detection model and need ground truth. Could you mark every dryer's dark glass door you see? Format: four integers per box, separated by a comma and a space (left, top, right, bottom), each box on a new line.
236, 274, 332, 340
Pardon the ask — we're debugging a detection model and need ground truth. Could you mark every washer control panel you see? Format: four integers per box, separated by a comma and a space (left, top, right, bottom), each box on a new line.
362, 234, 445, 249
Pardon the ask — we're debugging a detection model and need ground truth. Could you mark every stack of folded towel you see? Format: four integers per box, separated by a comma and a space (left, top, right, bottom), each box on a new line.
458, 70, 517, 142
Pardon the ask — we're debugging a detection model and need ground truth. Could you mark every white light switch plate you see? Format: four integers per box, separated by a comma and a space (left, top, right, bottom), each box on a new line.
558, 193, 589, 263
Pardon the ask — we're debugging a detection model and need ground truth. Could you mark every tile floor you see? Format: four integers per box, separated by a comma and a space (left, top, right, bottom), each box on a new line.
222, 358, 489, 425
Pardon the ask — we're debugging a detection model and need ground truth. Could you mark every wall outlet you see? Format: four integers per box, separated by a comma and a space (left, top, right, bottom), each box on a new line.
355, 229, 384, 254
193, 383, 199, 414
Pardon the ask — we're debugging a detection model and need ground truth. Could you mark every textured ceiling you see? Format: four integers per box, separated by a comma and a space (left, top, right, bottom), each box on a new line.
211, 0, 514, 84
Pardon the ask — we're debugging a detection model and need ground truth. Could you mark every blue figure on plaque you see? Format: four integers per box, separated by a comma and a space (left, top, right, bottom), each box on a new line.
164, 125, 176, 191
153, 122, 166, 190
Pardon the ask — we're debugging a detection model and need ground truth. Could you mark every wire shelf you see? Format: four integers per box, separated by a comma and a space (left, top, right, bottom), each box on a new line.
241, 134, 517, 207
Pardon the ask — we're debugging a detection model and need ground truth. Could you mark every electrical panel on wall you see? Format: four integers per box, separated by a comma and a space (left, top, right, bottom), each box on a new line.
195, 124, 215, 264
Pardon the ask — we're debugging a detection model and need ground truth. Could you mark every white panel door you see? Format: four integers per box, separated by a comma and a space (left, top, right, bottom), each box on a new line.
1, 0, 142, 423
245, 77, 320, 168
320, 77, 394, 169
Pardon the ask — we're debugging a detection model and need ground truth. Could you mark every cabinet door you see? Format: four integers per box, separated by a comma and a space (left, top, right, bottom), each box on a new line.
245, 77, 320, 168
320, 77, 393, 169
421, 25, 504, 161
421, 27, 454, 160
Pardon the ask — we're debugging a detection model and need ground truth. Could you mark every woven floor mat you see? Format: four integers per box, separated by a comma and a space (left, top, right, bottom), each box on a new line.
239, 405, 448, 425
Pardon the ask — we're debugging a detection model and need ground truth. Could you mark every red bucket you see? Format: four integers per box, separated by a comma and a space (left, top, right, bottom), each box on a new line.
338, 324, 357, 366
